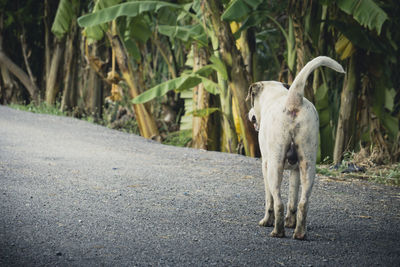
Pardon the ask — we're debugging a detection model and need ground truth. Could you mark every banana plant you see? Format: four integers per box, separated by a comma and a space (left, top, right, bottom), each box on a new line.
46, 0, 80, 105
78, 0, 161, 139
79, 0, 241, 153
51, 0, 83, 111
329, 0, 395, 163
205, 0, 261, 156
336, 0, 388, 34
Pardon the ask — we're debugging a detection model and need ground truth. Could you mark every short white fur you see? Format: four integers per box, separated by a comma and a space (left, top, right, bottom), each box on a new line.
247, 56, 345, 239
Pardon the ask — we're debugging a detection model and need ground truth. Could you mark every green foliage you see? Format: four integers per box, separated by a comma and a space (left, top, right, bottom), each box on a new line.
162, 130, 192, 147
3, 0, 399, 163
221, 0, 264, 21
336, 0, 388, 35
132, 75, 201, 104
51, 0, 79, 40
369, 164, 400, 186
315, 84, 334, 161
158, 24, 207, 45
82, 0, 122, 41
317, 163, 400, 187
329, 21, 386, 54
372, 86, 399, 140
187, 107, 220, 117
209, 55, 228, 80
132, 62, 223, 105
316, 165, 336, 177
77, 1, 183, 28
131, 73, 219, 104
9, 102, 67, 116
126, 15, 152, 43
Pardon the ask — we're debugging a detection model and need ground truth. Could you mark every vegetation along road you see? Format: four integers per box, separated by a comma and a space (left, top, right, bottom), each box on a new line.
1, 106, 399, 266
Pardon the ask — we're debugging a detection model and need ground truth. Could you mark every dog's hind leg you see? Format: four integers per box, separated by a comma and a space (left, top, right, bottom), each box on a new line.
293, 160, 316, 240
267, 157, 286, 238
285, 168, 300, 228
259, 160, 274, 227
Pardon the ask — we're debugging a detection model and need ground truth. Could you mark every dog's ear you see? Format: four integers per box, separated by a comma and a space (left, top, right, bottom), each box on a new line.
246, 82, 263, 107
282, 83, 290, 90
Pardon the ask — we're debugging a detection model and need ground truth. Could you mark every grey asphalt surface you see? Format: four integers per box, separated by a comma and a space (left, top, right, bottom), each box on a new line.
0, 105, 399, 266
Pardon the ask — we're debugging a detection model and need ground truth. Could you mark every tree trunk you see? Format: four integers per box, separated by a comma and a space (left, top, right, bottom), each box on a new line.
109, 32, 159, 139
289, 0, 314, 103
199, 5, 238, 153
0, 51, 39, 102
45, 40, 64, 105
44, 0, 51, 92
333, 55, 357, 164
205, 0, 259, 157
88, 64, 102, 118
85, 43, 103, 118
215, 51, 238, 153
61, 20, 78, 111
191, 43, 209, 150
20, 30, 37, 93
313, 4, 331, 162
1, 14, 35, 103
1, 65, 18, 103
0, 14, 38, 102
239, 29, 255, 81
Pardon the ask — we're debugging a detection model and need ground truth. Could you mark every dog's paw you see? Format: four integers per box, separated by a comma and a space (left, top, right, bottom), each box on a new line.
284, 214, 296, 228
270, 229, 285, 238
259, 216, 274, 227
293, 231, 306, 240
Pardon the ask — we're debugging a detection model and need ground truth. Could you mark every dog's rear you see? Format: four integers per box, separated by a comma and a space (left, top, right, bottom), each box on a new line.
248, 56, 345, 239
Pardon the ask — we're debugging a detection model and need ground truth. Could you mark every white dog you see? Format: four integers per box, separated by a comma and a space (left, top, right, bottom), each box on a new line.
247, 56, 345, 239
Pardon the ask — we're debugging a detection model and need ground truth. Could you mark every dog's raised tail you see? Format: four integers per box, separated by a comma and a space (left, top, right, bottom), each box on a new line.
286, 56, 345, 110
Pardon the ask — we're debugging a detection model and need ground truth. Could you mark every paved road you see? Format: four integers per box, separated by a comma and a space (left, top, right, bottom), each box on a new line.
0, 105, 399, 266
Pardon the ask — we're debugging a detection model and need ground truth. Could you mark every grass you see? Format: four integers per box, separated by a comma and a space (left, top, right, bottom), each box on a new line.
317, 163, 400, 186
368, 164, 400, 186
162, 129, 192, 147
9, 101, 184, 144
316, 151, 400, 186
10, 102, 67, 116
10, 102, 141, 135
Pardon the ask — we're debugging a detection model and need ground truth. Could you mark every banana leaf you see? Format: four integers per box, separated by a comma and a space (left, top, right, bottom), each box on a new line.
132, 75, 199, 104
180, 90, 193, 131
187, 107, 220, 117
123, 39, 141, 62
337, 0, 388, 35
127, 15, 152, 43
221, 0, 263, 21
372, 86, 399, 140
315, 84, 334, 160
132, 73, 219, 104
77, 1, 182, 28
194, 65, 214, 78
328, 20, 387, 54
210, 55, 228, 80
82, 0, 122, 41
158, 24, 207, 46
51, 0, 79, 40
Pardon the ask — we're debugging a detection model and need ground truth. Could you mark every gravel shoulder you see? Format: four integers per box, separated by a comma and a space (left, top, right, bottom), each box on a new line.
1, 105, 399, 266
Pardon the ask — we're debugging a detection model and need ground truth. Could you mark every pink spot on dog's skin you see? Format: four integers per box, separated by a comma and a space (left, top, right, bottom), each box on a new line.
286, 108, 299, 119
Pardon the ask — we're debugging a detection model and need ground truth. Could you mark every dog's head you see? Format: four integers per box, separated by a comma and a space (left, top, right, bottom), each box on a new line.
246, 81, 290, 132
246, 82, 264, 131
246, 82, 263, 107
248, 107, 259, 131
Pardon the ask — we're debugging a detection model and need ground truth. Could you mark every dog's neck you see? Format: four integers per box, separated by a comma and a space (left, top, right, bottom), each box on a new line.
254, 82, 288, 118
